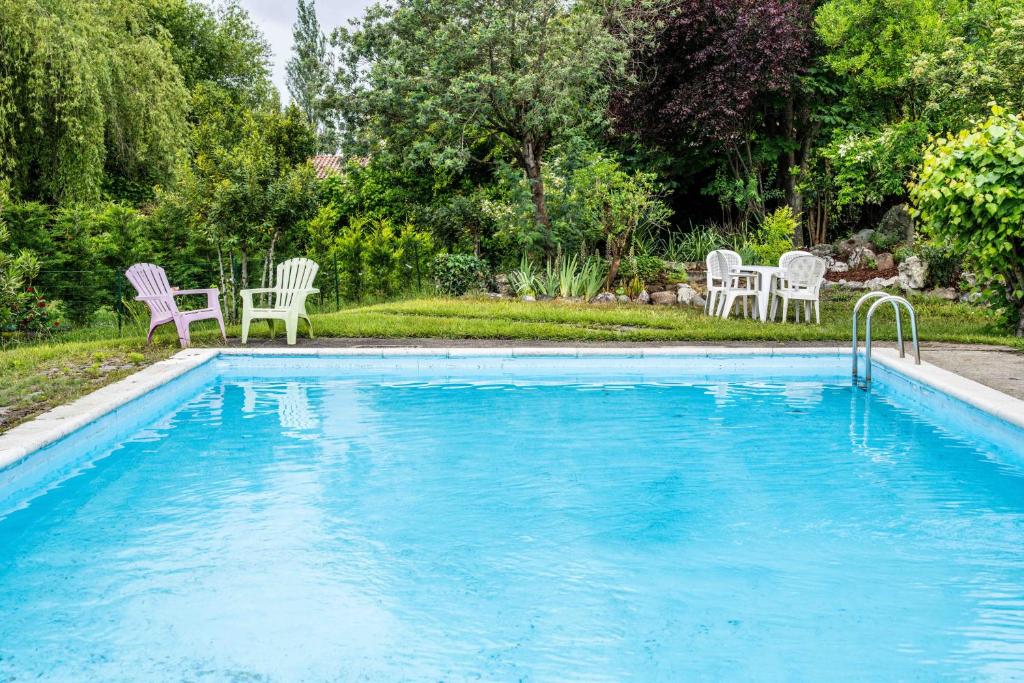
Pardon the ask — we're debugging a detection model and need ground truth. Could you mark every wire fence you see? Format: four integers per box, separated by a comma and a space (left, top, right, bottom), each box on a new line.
26, 247, 429, 342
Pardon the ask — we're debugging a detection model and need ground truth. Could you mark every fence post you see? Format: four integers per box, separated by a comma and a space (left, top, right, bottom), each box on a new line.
413, 239, 421, 290
333, 253, 340, 311
231, 252, 238, 322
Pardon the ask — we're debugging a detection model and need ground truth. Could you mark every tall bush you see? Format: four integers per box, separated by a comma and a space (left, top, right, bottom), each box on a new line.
910, 105, 1024, 334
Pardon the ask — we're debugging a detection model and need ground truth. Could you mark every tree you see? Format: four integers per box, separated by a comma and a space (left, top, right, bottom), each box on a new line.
167, 102, 319, 301
0, 0, 189, 204
333, 0, 627, 255
613, 0, 813, 228
287, 0, 336, 152
910, 105, 1024, 336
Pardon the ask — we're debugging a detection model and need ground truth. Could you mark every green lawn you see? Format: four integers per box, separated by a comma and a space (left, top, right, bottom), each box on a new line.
2, 291, 1020, 432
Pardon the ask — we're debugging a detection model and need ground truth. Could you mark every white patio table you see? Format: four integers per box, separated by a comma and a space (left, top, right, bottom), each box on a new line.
732, 265, 782, 322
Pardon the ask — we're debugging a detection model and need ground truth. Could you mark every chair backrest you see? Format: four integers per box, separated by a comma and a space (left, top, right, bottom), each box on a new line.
706, 249, 741, 286
779, 250, 813, 269
780, 255, 826, 291
273, 258, 319, 310
125, 263, 177, 317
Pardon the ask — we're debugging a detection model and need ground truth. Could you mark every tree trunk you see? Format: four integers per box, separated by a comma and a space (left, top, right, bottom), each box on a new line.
783, 97, 805, 246
520, 137, 553, 255
240, 250, 249, 291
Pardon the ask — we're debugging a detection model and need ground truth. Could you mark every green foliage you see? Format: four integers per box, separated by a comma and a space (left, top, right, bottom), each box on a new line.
661, 226, 727, 263
824, 121, 932, 212
910, 105, 1024, 333
0, 219, 51, 336
916, 241, 961, 288
0, 0, 190, 204
333, 0, 627, 250
432, 254, 489, 296
509, 254, 539, 296
747, 207, 797, 265
619, 255, 666, 285
816, 0, 959, 94
286, 0, 336, 152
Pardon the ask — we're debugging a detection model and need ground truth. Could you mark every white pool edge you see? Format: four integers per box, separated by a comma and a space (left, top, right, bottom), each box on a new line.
1, 345, 1021, 471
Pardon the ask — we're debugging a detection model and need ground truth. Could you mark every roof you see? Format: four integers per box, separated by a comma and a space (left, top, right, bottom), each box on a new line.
310, 155, 345, 179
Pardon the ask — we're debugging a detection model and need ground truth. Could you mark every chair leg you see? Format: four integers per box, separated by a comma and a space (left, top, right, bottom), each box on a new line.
781, 297, 789, 323
174, 318, 190, 348
286, 314, 298, 345
267, 319, 275, 339
241, 314, 251, 345
815, 300, 821, 324
216, 314, 226, 342
147, 320, 159, 345
301, 314, 314, 339
720, 293, 735, 319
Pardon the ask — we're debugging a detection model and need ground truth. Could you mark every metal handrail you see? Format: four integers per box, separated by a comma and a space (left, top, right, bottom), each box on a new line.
852, 292, 921, 388
852, 292, 903, 381
864, 295, 920, 386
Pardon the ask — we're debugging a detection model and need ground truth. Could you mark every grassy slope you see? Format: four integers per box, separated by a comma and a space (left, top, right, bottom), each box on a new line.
2, 292, 1020, 432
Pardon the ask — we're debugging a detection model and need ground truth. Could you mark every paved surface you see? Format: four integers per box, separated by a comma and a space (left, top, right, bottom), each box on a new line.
233, 337, 1024, 401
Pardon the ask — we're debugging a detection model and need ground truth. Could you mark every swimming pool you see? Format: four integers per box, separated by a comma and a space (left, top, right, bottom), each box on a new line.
2, 350, 1023, 680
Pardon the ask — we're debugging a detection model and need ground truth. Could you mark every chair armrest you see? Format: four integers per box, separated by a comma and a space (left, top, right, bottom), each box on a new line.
239, 288, 275, 295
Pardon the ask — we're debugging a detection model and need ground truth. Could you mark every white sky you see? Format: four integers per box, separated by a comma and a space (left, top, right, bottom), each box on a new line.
212, 0, 375, 100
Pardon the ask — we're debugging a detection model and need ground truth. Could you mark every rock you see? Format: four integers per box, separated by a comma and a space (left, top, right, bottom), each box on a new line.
536, 294, 553, 301
487, 292, 504, 299
616, 294, 630, 303
520, 295, 536, 302
926, 287, 958, 301
494, 273, 512, 296
821, 280, 835, 290
829, 261, 850, 273
863, 276, 898, 291
875, 252, 895, 271
960, 291, 982, 304
593, 292, 616, 304
877, 203, 914, 244
837, 229, 875, 258
848, 246, 876, 269
676, 284, 705, 308
898, 256, 928, 291
636, 291, 650, 304
650, 290, 677, 305
810, 244, 835, 258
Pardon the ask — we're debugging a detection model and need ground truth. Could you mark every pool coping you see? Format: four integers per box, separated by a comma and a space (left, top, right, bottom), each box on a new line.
2, 345, 1022, 471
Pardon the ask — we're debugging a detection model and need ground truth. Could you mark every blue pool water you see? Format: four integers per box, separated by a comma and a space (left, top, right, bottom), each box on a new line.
1, 354, 1024, 681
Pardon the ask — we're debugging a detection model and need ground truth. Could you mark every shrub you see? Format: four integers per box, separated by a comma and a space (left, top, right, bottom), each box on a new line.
618, 254, 665, 284
433, 254, 489, 296
748, 207, 797, 265
663, 225, 726, 262
916, 241, 961, 288
910, 104, 1024, 334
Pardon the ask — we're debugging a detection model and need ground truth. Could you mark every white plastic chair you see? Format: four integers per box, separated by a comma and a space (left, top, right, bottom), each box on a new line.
704, 249, 741, 316
240, 258, 320, 345
771, 250, 814, 291
769, 255, 827, 323
713, 250, 760, 320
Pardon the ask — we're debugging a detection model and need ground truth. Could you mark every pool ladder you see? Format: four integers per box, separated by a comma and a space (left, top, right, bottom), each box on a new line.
852, 292, 921, 389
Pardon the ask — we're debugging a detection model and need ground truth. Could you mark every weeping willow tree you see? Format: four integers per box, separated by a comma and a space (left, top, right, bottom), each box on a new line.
0, 0, 189, 204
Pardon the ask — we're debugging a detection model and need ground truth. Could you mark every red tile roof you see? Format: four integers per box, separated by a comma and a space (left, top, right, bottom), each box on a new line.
310, 155, 345, 179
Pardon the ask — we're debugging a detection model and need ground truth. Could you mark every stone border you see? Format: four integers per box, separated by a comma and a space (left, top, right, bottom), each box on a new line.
1, 345, 1021, 471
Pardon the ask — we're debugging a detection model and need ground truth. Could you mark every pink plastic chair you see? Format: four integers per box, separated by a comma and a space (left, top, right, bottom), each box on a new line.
125, 263, 226, 348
